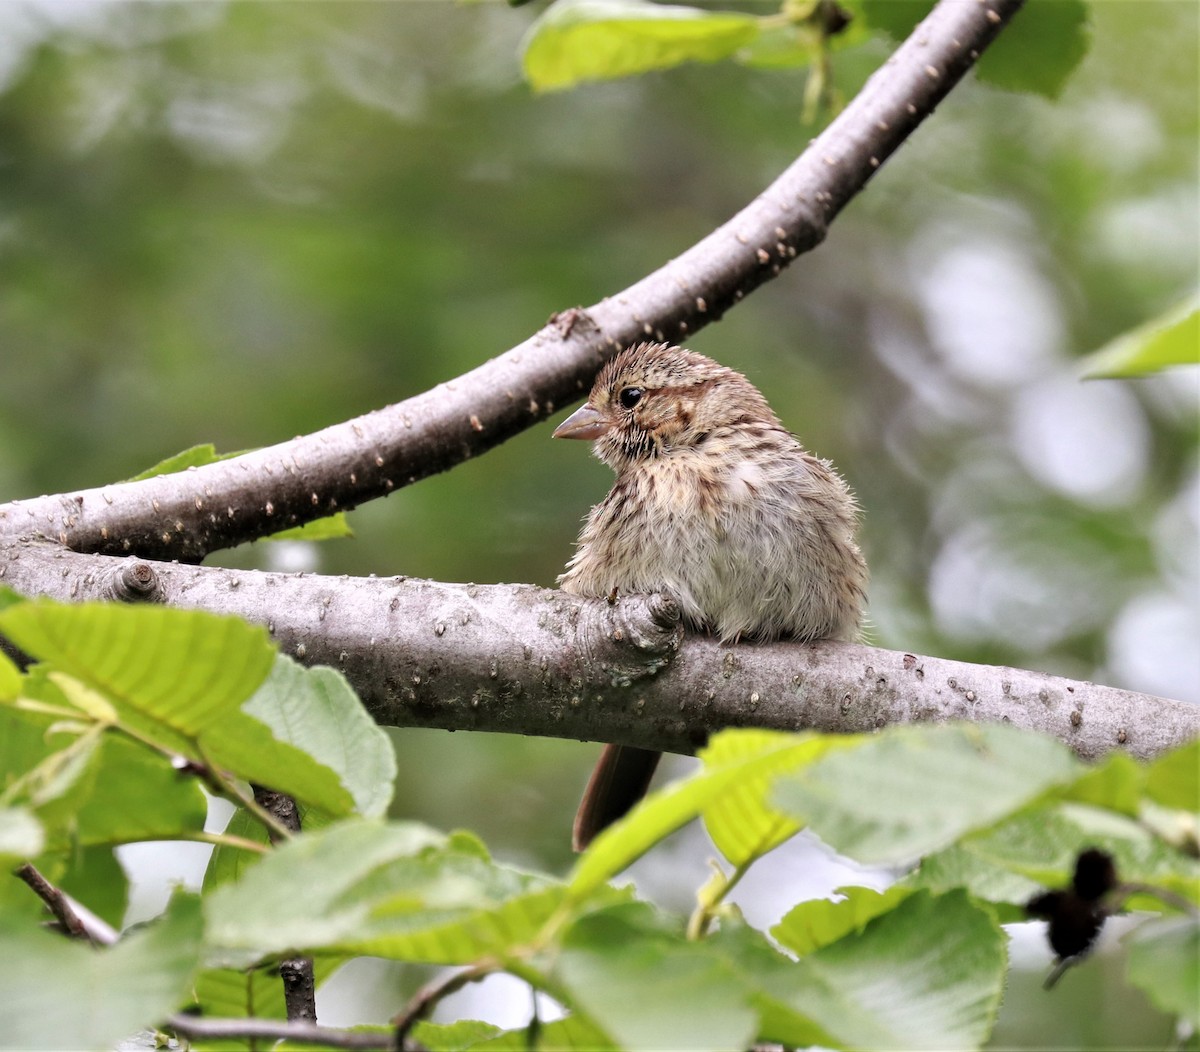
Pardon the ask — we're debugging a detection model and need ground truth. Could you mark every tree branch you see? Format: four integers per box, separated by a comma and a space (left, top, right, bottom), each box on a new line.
14, 862, 119, 947
4, 542, 1193, 763
0, 0, 1025, 562
164, 1014, 400, 1051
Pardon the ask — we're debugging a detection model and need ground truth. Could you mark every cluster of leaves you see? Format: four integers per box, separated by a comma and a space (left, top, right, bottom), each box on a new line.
0, 593, 1196, 1050
521, 0, 1091, 99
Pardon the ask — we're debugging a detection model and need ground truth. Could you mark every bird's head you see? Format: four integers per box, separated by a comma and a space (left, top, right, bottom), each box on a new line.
553, 342, 777, 471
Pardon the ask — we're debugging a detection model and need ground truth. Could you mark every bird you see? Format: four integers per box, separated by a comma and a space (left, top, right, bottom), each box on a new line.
553, 341, 868, 850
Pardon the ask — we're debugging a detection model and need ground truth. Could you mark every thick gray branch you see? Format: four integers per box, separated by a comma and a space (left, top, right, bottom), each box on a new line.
3, 542, 1193, 763
0, 0, 1024, 561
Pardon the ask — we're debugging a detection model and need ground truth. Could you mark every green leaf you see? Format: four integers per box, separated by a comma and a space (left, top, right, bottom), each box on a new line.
69, 734, 208, 847
905, 842, 1044, 912
0, 891, 202, 1050
700, 730, 846, 868
242, 655, 396, 818
966, 801, 1200, 904
860, 0, 928, 39
0, 649, 20, 701
202, 805, 272, 894
266, 512, 354, 542
0, 600, 276, 741
193, 957, 344, 1022
128, 442, 226, 481
0, 704, 67, 805
0, 599, 355, 815
796, 890, 1005, 1049
1145, 737, 1200, 812
863, 0, 1090, 99
1126, 915, 1200, 1027
56, 844, 129, 929
468, 1015, 615, 1050
412, 1020, 503, 1051
129, 443, 352, 539
0, 807, 44, 860
773, 723, 1080, 863
206, 819, 575, 964
556, 902, 758, 1052
1062, 750, 1144, 815
772, 884, 913, 956
570, 730, 841, 898
974, 0, 1090, 99
1082, 294, 1200, 378
522, 0, 760, 92
717, 891, 1006, 1050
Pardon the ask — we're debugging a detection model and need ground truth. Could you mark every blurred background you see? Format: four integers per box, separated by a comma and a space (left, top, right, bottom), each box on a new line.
1, 1, 1195, 1045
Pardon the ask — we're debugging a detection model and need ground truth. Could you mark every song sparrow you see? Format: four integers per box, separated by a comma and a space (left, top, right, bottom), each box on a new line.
554, 342, 868, 849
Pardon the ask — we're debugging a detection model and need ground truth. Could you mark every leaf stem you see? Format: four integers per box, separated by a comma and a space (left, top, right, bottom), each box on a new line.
179, 829, 270, 854
687, 858, 754, 940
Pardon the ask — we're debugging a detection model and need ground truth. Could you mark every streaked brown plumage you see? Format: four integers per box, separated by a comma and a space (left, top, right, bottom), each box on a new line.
554, 342, 868, 850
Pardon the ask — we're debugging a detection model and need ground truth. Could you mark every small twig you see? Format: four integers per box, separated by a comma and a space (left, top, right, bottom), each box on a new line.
14, 862, 118, 946
164, 1014, 403, 1050
252, 785, 318, 1024
392, 963, 494, 1048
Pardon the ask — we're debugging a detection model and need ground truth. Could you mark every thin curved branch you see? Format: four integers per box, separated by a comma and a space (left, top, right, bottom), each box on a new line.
0, 0, 1024, 561
4, 542, 1193, 763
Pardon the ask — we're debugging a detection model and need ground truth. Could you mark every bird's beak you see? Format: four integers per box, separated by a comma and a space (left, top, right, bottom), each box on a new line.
553, 404, 610, 441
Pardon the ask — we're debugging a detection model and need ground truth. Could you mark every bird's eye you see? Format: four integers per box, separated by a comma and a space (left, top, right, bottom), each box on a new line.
618, 387, 644, 410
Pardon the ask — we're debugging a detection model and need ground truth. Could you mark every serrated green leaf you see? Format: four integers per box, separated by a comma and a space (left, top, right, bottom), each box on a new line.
0, 891, 202, 1050
0, 600, 276, 739
414, 1019, 503, 1051
0, 599, 354, 815
243, 656, 396, 818
1145, 737, 1200, 812
467, 1015, 614, 1050
796, 890, 1005, 1049
906, 841, 1044, 910
716, 891, 1006, 1050
772, 884, 913, 956
206, 819, 575, 964
522, 0, 759, 92
1126, 915, 1200, 1027
0, 807, 44, 860
570, 730, 842, 898
556, 902, 757, 1052
773, 723, 1081, 863
1083, 294, 1200, 378
701, 730, 849, 868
